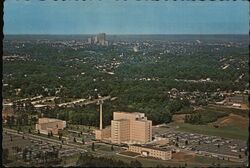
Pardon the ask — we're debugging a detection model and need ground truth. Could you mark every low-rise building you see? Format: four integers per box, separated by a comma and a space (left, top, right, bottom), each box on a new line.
128, 144, 172, 160
95, 127, 111, 141
232, 103, 241, 108
36, 118, 66, 135
226, 95, 248, 105
2, 103, 15, 123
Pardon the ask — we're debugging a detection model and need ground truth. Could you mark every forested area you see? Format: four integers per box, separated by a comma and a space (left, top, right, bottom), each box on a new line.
3, 35, 249, 126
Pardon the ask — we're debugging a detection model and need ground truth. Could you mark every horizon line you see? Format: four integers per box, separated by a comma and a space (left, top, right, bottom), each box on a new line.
4, 33, 249, 36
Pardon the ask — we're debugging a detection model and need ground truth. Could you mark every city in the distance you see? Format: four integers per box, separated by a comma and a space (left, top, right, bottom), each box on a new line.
2, 1, 249, 168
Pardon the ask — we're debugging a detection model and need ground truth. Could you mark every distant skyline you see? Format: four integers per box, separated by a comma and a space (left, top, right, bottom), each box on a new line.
4, 0, 249, 35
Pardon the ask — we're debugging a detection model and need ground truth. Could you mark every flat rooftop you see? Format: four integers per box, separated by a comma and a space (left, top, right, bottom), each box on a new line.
114, 111, 144, 115
113, 119, 129, 121
131, 144, 172, 152
38, 118, 65, 123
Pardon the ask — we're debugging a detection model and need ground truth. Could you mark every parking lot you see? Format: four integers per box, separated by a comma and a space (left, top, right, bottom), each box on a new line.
66, 130, 95, 144
153, 126, 248, 163
3, 133, 86, 166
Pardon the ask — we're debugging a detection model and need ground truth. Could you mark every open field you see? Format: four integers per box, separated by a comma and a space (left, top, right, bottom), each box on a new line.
170, 104, 249, 140
213, 113, 249, 129
172, 114, 186, 123
171, 152, 194, 162
168, 122, 248, 141
240, 104, 249, 109
60, 154, 80, 167
173, 104, 249, 125
208, 104, 249, 117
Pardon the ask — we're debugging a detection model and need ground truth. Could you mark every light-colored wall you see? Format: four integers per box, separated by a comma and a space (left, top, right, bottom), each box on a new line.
130, 120, 147, 143
130, 120, 152, 143
111, 120, 130, 144
128, 145, 172, 160
36, 118, 66, 135
120, 120, 130, 142
111, 112, 152, 144
95, 127, 111, 140
113, 112, 145, 121
102, 127, 111, 138
95, 130, 102, 140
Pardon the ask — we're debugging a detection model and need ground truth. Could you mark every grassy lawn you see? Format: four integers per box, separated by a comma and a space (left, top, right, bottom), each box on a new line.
170, 105, 248, 141
109, 155, 134, 164
169, 122, 248, 140
111, 154, 199, 167
61, 154, 80, 166
208, 105, 249, 117
3, 125, 35, 132
192, 155, 244, 167
59, 124, 96, 137
111, 154, 187, 167
86, 143, 120, 153
97, 144, 115, 152
111, 153, 242, 167
194, 155, 232, 164
67, 124, 96, 132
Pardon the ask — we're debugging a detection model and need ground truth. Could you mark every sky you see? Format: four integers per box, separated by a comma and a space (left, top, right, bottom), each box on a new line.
4, 0, 249, 35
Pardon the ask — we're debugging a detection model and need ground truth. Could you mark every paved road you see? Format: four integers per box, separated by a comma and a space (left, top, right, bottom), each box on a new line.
3, 128, 87, 152
58, 96, 111, 107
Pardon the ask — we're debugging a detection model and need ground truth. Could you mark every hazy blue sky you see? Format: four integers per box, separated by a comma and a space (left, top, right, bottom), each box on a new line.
4, 0, 249, 34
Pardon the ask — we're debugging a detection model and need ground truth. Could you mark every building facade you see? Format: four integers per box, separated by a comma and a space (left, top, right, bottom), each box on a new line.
226, 95, 248, 104
87, 33, 108, 46
95, 127, 111, 141
36, 118, 66, 135
111, 119, 130, 144
128, 144, 172, 160
96, 33, 106, 45
111, 112, 152, 144
2, 103, 15, 123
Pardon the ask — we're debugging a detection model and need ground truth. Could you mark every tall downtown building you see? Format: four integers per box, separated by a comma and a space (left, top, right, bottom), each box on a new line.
88, 33, 108, 46
96, 33, 106, 44
111, 112, 152, 144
